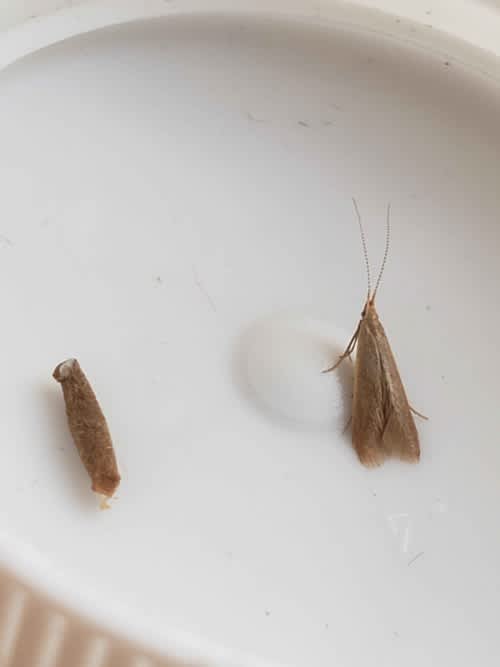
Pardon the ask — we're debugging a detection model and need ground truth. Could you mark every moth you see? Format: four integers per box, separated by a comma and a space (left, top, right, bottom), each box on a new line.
53, 358, 120, 503
324, 199, 425, 467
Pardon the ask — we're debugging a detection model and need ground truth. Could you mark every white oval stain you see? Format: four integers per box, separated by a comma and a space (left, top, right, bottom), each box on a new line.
237, 313, 353, 431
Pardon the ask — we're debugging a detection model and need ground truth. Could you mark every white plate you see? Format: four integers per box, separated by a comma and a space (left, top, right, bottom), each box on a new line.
0, 2, 499, 666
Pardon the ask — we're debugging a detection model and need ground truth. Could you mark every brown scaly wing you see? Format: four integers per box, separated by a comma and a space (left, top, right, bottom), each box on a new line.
351, 316, 387, 466
352, 306, 419, 467
377, 324, 420, 463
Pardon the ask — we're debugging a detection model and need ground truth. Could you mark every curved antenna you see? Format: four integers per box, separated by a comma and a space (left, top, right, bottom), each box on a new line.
372, 202, 391, 301
352, 197, 371, 300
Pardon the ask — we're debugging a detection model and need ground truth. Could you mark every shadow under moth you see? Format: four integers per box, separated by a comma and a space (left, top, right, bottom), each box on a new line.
325, 199, 425, 467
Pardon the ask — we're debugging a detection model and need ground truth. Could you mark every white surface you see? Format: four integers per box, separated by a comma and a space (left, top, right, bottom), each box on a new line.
0, 4, 499, 667
3, 0, 500, 64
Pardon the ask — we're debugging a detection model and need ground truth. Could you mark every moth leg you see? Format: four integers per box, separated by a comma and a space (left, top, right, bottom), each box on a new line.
410, 406, 428, 421
342, 415, 352, 434
322, 346, 353, 373
322, 321, 361, 373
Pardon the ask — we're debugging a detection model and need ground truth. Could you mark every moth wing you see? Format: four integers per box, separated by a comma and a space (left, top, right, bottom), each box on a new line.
352, 315, 420, 466
351, 321, 388, 467
379, 349, 420, 463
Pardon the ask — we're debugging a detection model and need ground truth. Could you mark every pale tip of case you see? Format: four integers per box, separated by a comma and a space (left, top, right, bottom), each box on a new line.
98, 494, 112, 511
53, 358, 78, 382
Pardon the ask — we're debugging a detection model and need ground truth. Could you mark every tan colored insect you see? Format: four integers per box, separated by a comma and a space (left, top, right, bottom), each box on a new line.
53, 358, 120, 503
325, 199, 425, 467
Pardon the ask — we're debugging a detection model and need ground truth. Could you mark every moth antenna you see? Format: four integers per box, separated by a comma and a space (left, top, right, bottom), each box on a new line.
372, 202, 391, 301
352, 197, 371, 300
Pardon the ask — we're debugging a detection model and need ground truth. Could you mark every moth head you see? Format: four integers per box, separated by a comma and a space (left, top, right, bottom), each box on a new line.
361, 296, 375, 318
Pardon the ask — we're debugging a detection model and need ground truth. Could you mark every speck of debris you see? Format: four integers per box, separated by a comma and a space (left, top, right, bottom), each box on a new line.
396, 18, 401, 23
425, 304, 431, 311
155, 276, 162, 285
265, 610, 271, 617
444, 61, 450, 67
393, 631, 400, 639
407, 551, 424, 567
325, 623, 329, 630
298, 120, 309, 127
441, 375, 445, 381
372, 491, 377, 497
0, 235, 13, 248
246, 112, 264, 123
193, 266, 217, 313
425, 9, 432, 15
